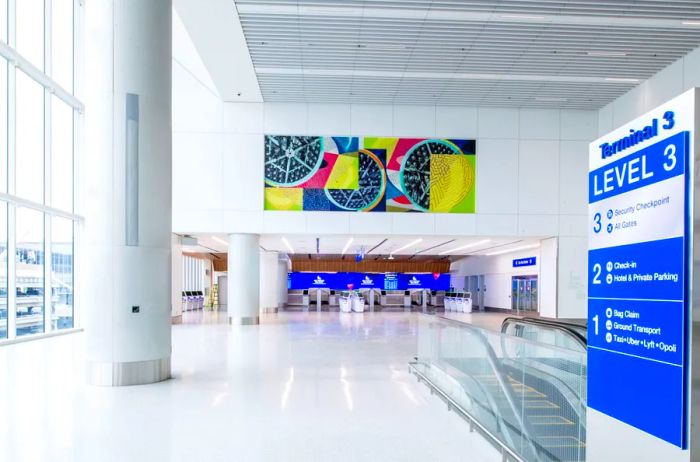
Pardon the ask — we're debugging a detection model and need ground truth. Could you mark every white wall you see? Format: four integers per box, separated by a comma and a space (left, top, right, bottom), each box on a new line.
172, 102, 595, 239
172, 10, 224, 222
171, 11, 224, 317
451, 245, 545, 311
171, 11, 595, 319
599, 46, 700, 135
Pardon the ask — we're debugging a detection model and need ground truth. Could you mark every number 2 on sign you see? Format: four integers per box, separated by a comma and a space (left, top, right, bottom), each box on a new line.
592, 263, 602, 285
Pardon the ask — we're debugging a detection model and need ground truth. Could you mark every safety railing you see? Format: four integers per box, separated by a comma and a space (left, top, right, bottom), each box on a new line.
410, 315, 586, 462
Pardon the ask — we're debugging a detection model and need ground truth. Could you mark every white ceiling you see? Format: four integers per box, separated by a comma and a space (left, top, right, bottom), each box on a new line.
182, 234, 543, 259
230, 0, 700, 109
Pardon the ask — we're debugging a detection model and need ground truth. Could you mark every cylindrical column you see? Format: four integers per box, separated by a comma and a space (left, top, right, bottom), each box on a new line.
228, 234, 260, 325
259, 250, 279, 313
83, 0, 172, 386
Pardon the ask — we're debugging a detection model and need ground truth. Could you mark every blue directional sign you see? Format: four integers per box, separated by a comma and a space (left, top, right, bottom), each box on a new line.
513, 257, 536, 268
588, 106, 691, 449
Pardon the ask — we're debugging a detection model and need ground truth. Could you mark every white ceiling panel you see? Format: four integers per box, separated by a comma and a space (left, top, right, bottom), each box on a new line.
232, 0, 700, 108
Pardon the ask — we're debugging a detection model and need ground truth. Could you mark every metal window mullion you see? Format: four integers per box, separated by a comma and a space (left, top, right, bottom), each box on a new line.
43, 211, 50, 333
43, 2, 52, 331
0, 41, 82, 112
71, 217, 78, 328
0, 193, 83, 221
6, 0, 15, 337
7, 204, 15, 339
7, 0, 14, 49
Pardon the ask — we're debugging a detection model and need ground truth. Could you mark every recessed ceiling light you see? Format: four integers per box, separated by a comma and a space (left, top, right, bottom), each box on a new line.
587, 51, 627, 57
605, 77, 640, 83
439, 239, 491, 256
484, 244, 540, 256
341, 237, 354, 255
391, 238, 423, 256
211, 236, 228, 247
535, 97, 567, 102
281, 236, 295, 254
682, 21, 700, 26
501, 14, 546, 20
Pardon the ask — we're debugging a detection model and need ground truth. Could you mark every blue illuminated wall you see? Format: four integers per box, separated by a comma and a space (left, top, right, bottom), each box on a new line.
288, 272, 449, 291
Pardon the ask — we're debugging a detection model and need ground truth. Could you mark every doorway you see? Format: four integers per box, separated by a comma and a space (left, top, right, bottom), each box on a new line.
511, 275, 538, 313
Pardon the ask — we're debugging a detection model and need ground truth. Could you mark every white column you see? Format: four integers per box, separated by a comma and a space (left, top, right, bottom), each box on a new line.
83, 0, 172, 386
259, 250, 279, 313
171, 234, 183, 323
228, 234, 260, 325
539, 237, 558, 318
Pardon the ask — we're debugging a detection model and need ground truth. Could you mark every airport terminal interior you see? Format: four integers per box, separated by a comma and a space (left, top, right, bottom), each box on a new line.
2, 0, 700, 461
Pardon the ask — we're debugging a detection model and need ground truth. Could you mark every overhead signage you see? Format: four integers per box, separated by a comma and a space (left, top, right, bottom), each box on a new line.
287, 272, 448, 291
384, 272, 398, 290
512, 257, 536, 268
587, 90, 693, 449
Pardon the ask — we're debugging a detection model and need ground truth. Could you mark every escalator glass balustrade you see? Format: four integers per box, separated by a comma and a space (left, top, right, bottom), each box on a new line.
410, 315, 586, 462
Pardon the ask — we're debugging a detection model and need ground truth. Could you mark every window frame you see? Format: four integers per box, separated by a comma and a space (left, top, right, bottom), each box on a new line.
0, 0, 83, 343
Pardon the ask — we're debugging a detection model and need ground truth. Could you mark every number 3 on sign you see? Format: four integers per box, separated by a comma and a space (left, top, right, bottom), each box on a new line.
593, 213, 602, 233
663, 144, 676, 172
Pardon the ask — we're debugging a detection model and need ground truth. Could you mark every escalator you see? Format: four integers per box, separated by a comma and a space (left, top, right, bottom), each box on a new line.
409, 315, 588, 462
497, 317, 587, 462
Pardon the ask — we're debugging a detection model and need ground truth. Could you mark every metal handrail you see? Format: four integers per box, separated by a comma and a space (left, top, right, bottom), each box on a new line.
415, 313, 586, 462
501, 316, 587, 350
427, 315, 543, 461
408, 362, 526, 462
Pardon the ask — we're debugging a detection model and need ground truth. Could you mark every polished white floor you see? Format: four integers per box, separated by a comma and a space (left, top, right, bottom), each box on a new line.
0, 311, 500, 462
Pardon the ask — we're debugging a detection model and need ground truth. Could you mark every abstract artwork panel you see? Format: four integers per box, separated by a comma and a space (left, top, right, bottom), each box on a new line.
264, 135, 476, 213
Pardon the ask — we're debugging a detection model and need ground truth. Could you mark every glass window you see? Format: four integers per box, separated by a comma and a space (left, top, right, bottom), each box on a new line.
0, 202, 7, 339
52, 0, 73, 91
51, 217, 73, 330
15, 207, 44, 337
16, 0, 44, 70
15, 70, 44, 204
0, 0, 6, 43
0, 58, 6, 193
51, 96, 73, 211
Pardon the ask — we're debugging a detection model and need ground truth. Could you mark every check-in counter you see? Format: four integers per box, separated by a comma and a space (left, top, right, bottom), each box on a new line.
287, 290, 307, 306
428, 290, 445, 307
359, 288, 380, 311
380, 290, 405, 307
328, 290, 338, 307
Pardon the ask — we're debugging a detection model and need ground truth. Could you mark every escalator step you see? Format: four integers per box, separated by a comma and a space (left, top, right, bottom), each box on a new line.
528, 415, 575, 426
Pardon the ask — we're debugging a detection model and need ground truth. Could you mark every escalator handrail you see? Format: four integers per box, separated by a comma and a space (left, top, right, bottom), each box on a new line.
428, 314, 544, 461
501, 316, 587, 350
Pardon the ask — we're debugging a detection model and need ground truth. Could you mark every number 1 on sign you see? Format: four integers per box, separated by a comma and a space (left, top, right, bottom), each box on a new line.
593, 314, 599, 336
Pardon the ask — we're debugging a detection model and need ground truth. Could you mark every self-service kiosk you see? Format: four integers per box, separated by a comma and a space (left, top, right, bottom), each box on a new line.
444, 291, 473, 313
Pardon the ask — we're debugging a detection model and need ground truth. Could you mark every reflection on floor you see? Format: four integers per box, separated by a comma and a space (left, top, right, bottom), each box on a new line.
0, 311, 500, 462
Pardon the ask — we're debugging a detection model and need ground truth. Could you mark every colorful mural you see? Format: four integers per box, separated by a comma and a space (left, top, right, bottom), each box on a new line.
264, 135, 476, 213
